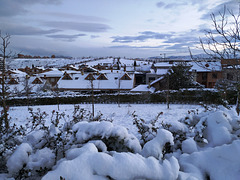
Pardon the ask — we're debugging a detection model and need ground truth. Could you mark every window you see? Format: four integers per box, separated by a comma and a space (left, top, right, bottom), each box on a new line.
202, 73, 207, 80
212, 73, 217, 79
75, 77, 79, 80
227, 73, 233, 80
149, 77, 156, 82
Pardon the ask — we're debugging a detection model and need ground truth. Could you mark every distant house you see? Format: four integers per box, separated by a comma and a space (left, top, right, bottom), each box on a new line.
221, 59, 240, 82
190, 61, 222, 88
40, 68, 64, 86
57, 71, 135, 92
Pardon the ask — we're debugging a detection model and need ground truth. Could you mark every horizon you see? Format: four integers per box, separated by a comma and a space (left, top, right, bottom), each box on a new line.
0, 0, 238, 58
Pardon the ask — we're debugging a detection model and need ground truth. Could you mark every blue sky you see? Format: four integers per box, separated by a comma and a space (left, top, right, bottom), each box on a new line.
0, 0, 238, 58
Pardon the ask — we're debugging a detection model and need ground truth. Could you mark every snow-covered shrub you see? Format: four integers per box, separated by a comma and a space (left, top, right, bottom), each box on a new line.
26, 107, 48, 131
42, 143, 179, 180
141, 129, 174, 159
71, 121, 141, 153
7, 143, 32, 178
0, 124, 26, 174
132, 111, 161, 144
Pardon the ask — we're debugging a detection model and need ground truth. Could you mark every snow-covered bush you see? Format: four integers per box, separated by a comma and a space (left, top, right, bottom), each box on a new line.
2, 104, 240, 179
71, 121, 141, 153
132, 111, 161, 144
42, 143, 179, 180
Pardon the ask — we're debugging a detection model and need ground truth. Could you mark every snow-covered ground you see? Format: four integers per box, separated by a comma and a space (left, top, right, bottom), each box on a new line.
2, 103, 240, 180
9, 104, 201, 137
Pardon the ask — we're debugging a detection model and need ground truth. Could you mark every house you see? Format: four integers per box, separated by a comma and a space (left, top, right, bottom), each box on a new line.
190, 61, 222, 88
39, 68, 64, 86
57, 70, 135, 93
221, 59, 240, 82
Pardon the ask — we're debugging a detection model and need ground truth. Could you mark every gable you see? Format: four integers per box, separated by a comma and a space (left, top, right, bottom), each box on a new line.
120, 73, 132, 80
62, 72, 73, 80
85, 73, 95, 80
8, 78, 18, 84
32, 77, 43, 84
97, 74, 108, 80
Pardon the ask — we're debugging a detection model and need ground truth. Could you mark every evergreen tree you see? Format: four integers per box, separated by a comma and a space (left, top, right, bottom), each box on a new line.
167, 63, 195, 90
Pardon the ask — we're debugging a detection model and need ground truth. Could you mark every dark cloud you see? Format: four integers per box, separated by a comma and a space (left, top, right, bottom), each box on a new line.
200, 0, 237, 20
43, 21, 111, 33
45, 12, 107, 22
111, 31, 173, 43
46, 34, 86, 42
1, 23, 61, 36
14, 46, 62, 56
0, 0, 62, 17
156, 2, 165, 8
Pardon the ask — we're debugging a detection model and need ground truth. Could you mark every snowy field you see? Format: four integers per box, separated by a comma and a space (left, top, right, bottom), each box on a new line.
9, 103, 202, 137
2, 103, 240, 179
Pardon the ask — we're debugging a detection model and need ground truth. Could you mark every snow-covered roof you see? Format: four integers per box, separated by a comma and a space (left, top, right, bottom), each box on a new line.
156, 69, 169, 75
154, 62, 173, 68
131, 84, 155, 93
189, 61, 221, 72
150, 76, 165, 86
40, 69, 64, 77
58, 72, 135, 90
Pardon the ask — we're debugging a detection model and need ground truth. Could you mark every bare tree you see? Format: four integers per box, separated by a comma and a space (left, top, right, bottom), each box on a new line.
192, 5, 240, 109
199, 5, 240, 60
0, 31, 11, 130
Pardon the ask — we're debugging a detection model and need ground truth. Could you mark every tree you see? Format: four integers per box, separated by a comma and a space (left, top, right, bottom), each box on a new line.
199, 5, 240, 60
0, 31, 11, 130
167, 63, 195, 90
195, 5, 240, 80
196, 4, 240, 109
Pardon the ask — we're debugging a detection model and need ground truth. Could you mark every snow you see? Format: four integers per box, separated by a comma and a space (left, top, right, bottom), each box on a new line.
7, 143, 32, 174
72, 121, 141, 153
141, 129, 174, 159
179, 140, 240, 180
43, 143, 179, 180
182, 138, 198, 154
2, 104, 240, 179
58, 71, 135, 90
130, 84, 155, 92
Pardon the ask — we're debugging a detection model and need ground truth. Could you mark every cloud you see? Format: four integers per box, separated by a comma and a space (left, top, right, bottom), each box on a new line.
45, 12, 108, 22
111, 31, 173, 43
156, 1, 188, 9
43, 21, 111, 33
0, 23, 61, 36
109, 44, 170, 49
14, 46, 62, 56
200, 0, 237, 20
91, 35, 100, 39
0, 0, 62, 17
156, 2, 165, 8
46, 34, 86, 42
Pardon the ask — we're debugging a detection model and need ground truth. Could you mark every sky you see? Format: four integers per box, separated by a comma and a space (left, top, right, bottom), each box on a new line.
0, 0, 239, 58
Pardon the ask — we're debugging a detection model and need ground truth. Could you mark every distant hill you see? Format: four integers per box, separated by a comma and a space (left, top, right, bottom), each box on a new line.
149, 54, 212, 60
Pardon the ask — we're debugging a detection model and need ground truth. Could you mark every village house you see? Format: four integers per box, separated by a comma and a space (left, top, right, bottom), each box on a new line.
57, 70, 135, 93
221, 59, 240, 82
190, 61, 222, 88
